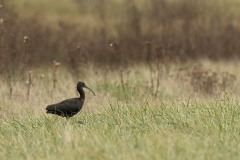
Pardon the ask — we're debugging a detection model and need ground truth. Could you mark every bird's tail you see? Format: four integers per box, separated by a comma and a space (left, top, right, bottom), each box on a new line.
46, 110, 55, 114
46, 104, 56, 114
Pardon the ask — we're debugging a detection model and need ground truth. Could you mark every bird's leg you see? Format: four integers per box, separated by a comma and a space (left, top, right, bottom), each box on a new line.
66, 117, 70, 121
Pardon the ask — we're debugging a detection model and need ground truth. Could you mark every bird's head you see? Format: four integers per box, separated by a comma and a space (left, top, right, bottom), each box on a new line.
77, 81, 96, 96
77, 81, 86, 88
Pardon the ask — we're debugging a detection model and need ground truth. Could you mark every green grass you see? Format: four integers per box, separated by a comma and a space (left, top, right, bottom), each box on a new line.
1, 98, 240, 159
0, 63, 240, 159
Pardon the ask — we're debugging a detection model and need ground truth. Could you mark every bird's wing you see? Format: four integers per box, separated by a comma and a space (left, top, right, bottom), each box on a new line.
46, 98, 83, 113
59, 98, 79, 104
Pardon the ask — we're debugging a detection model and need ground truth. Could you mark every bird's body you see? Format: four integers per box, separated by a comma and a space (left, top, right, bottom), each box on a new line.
46, 81, 95, 119
46, 98, 84, 117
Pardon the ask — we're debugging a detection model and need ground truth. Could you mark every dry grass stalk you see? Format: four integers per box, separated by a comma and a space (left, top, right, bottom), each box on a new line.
104, 65, 110, 84
52, 60, 61, 89
145, 41, 154, 94
155, 45, 163, 97
110, 42, 125, 91
68, 43, 86, 83
26, 70, 33, 100
21, 36, 31, 74
6, 67, 13, 99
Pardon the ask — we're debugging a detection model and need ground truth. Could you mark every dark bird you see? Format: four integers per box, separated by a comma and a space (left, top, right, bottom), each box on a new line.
46, 81, 95, 119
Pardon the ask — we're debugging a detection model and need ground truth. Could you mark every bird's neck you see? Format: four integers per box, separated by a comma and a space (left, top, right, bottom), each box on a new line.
77, 87, 85, 99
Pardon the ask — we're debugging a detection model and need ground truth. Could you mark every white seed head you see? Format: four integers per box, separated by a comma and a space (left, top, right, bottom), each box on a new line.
53, 60, 61, 66
24, 36, 29, 43
40, 74, 45, 78
0, 18, 4, 24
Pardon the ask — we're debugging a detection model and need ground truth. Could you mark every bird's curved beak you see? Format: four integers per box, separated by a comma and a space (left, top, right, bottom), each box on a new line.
84, 85, 96, 96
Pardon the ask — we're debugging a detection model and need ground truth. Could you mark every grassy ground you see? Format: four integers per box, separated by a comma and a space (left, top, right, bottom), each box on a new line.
0, 61, 240, 159
2, 0, 240, 159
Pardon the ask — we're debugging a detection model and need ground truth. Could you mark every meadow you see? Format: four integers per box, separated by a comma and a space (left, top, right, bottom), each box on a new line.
1, 0, 240, 159
1, 61, 240, 160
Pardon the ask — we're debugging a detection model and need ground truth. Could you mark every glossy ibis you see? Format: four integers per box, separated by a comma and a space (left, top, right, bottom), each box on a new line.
46, 81, 95, 119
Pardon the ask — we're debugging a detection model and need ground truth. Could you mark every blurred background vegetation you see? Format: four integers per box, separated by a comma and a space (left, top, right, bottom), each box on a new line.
1, 0, 240, 69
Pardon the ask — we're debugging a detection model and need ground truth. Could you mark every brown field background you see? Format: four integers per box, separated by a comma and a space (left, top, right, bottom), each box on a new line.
1, 0, 240, 70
